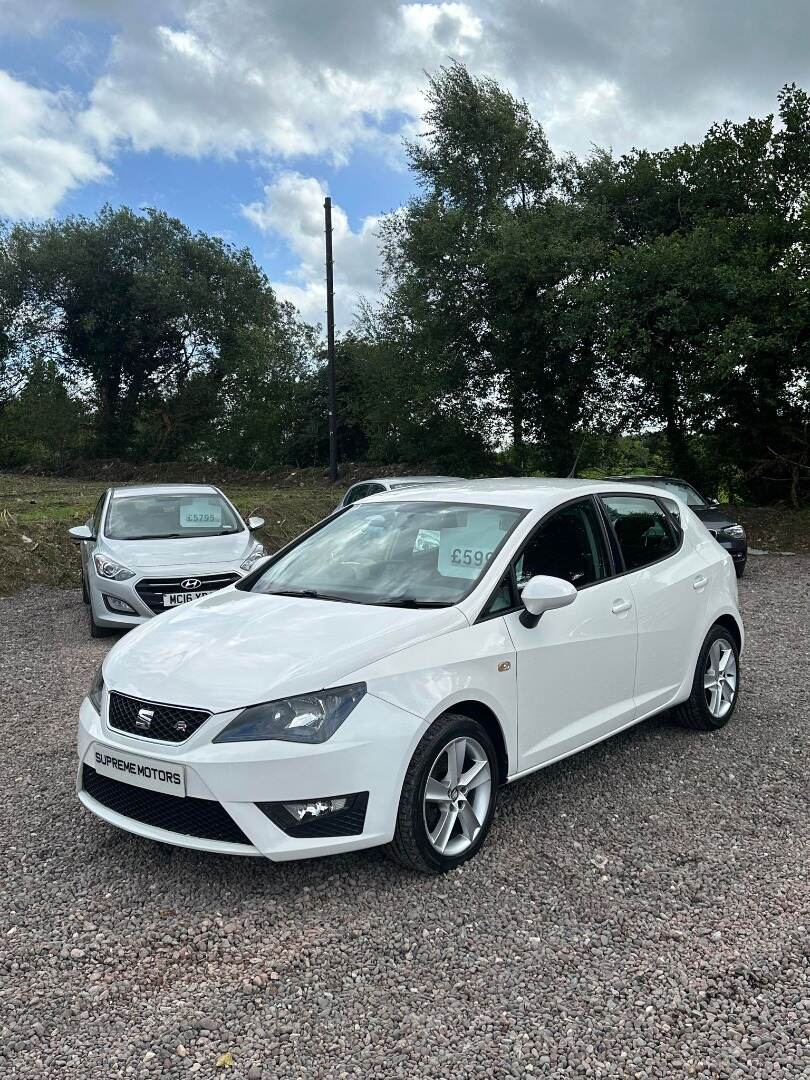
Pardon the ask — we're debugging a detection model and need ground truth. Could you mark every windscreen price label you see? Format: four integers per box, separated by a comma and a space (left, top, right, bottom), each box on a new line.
449, 547, 493, 569
438, 518, 508, 580
180, 499, 222, 529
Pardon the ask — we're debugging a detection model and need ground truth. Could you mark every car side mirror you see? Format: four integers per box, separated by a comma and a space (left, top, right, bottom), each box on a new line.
519, 575, 577, 628
708, 499, 720, 509
248, 516, 265, 530
69, 525, 94, 542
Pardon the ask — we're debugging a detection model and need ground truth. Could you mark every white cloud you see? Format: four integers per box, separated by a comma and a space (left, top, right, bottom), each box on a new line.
242, 172, 386, 328
4, 0, 810, 318
79, 1, 485, 164
0, 71, 108, 218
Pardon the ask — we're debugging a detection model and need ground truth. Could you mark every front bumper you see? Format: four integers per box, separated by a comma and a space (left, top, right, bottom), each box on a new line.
88, 564, 247, 629
715, 535, 747, 566
77, 691, 424, 861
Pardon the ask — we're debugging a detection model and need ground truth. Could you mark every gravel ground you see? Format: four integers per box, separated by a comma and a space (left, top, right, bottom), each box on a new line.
1, 557, 808, 1079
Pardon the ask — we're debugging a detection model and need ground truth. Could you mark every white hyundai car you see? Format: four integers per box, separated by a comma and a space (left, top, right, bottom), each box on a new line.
69, 484, 266, 637
77, 479, 743, 873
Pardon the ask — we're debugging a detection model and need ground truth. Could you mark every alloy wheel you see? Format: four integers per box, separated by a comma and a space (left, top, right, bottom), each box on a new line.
422, 736, 492, 856
704, 637, 738, 719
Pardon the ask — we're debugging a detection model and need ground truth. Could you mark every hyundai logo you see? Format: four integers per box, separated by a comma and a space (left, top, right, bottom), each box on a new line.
181, 578, 202, 590
135, 708, 154, 730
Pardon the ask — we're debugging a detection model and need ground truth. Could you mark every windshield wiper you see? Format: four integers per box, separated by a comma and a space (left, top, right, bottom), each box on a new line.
263, 588, 362, 604
373, 597, 452, 608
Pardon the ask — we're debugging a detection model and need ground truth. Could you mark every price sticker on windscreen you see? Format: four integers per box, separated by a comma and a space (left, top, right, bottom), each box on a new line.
179, 499, 223, 529
438, 517, 507, 579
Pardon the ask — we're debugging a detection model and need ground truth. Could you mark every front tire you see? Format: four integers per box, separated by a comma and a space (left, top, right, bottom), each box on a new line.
81, 572, 90, 604
735, 563, 745, 579
386, 713, 499, 873
89, 609, 114, 638
675, 624, 740, 731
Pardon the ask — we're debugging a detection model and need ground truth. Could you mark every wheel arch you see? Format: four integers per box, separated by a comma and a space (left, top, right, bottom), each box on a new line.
440, 699, 510, 785
713, 612, 743, 652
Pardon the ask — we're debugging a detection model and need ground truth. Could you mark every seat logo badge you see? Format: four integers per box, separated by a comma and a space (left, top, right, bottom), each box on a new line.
498, 661, 511, 672
174, 720, 188, 734
181, 578, 201, 590
136, 708, 154, 730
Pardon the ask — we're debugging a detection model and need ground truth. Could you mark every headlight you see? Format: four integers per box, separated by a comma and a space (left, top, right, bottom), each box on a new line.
240, 542, 266, 572
213, 683, 366, 744
93, 553, 135, 581
88, 666, 105, 713
719, 525, 746, 540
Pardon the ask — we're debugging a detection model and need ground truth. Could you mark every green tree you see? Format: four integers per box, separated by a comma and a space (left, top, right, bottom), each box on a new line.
5, 206, 298, 458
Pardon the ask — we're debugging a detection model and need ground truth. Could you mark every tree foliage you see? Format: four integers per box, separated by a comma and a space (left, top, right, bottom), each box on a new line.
1, 73, 809, 504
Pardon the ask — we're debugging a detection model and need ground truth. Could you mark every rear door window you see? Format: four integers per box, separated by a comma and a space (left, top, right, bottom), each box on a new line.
601, 495, 678, 571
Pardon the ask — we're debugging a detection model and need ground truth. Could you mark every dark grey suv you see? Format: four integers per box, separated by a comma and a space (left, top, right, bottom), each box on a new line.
607, 476, 747, 577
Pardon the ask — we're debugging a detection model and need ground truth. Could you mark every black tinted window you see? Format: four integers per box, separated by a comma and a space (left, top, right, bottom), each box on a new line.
516, 499, 610, 589
601, 495, 678, 571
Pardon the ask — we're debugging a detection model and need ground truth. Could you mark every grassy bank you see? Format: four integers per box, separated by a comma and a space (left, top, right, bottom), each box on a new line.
1, 472, 808, 596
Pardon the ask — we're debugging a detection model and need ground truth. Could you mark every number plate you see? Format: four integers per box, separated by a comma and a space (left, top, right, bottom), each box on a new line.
89, 743, 186, 797
163, 591, 212, 606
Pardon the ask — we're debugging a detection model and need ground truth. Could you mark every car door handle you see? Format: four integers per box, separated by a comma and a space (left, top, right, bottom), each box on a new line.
693, 575, 708, 591
611, 599, 632, 614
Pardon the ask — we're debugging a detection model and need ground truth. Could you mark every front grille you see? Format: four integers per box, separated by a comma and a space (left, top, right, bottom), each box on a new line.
82, 765, 251, 846
135, 573, 239, 614
108, 691, 210, 744
258, 793, 369, 838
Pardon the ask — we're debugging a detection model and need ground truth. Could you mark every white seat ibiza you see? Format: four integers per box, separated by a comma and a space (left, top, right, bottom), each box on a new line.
69, 484, 266, 637
77, 479, 743, 873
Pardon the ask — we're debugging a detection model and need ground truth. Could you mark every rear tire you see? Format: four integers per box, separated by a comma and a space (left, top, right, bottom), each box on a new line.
386, 713, 499, 873
735, 563, 745, 579
675, 624, 740, 731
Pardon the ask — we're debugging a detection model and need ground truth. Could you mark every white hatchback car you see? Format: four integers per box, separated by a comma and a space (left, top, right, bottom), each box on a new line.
77, 479, 743, 873
69, 484, 266, 637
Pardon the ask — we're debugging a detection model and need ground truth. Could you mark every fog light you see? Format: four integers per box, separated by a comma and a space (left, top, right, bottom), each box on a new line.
256, 792, 368, 837
103, 594, 137, 614
283, 797, 348, 821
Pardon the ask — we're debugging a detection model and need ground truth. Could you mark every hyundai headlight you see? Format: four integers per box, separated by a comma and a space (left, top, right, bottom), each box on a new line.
88, 666, 105, 713
719, 525, 746, 540
240, 542, 267, 572
93, 553, 135, 581
213, 683, 366, 744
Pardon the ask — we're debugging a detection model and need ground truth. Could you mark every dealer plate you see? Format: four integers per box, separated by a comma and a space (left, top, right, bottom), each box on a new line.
163, 591, 212, 606
89, 743, 186, 797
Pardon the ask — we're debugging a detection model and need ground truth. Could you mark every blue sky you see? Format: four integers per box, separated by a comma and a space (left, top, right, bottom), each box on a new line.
2, 1, 809, 328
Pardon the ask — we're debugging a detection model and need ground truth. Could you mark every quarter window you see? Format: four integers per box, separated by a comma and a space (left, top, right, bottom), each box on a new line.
601, 495, 678, 571
343, 484, 369, 506
92, 493, 106, 537
515, 499, 610, 590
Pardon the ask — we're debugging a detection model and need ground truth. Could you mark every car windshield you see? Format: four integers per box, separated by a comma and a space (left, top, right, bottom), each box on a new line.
249, 501, 525, 607
106, 493, 243, 540
644, 480, 707, 507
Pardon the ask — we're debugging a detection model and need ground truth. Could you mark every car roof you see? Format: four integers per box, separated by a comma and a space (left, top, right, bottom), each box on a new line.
350, 476, 463, 487
364, 476, 678, 511
607, 475, 695, 485
110, 484, 220, 499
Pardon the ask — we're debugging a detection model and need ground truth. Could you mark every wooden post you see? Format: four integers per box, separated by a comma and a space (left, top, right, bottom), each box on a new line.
324, 196, 338, 482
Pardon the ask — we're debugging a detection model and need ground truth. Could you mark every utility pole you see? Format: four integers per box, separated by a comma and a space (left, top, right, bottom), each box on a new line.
324, 196, 338, 482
